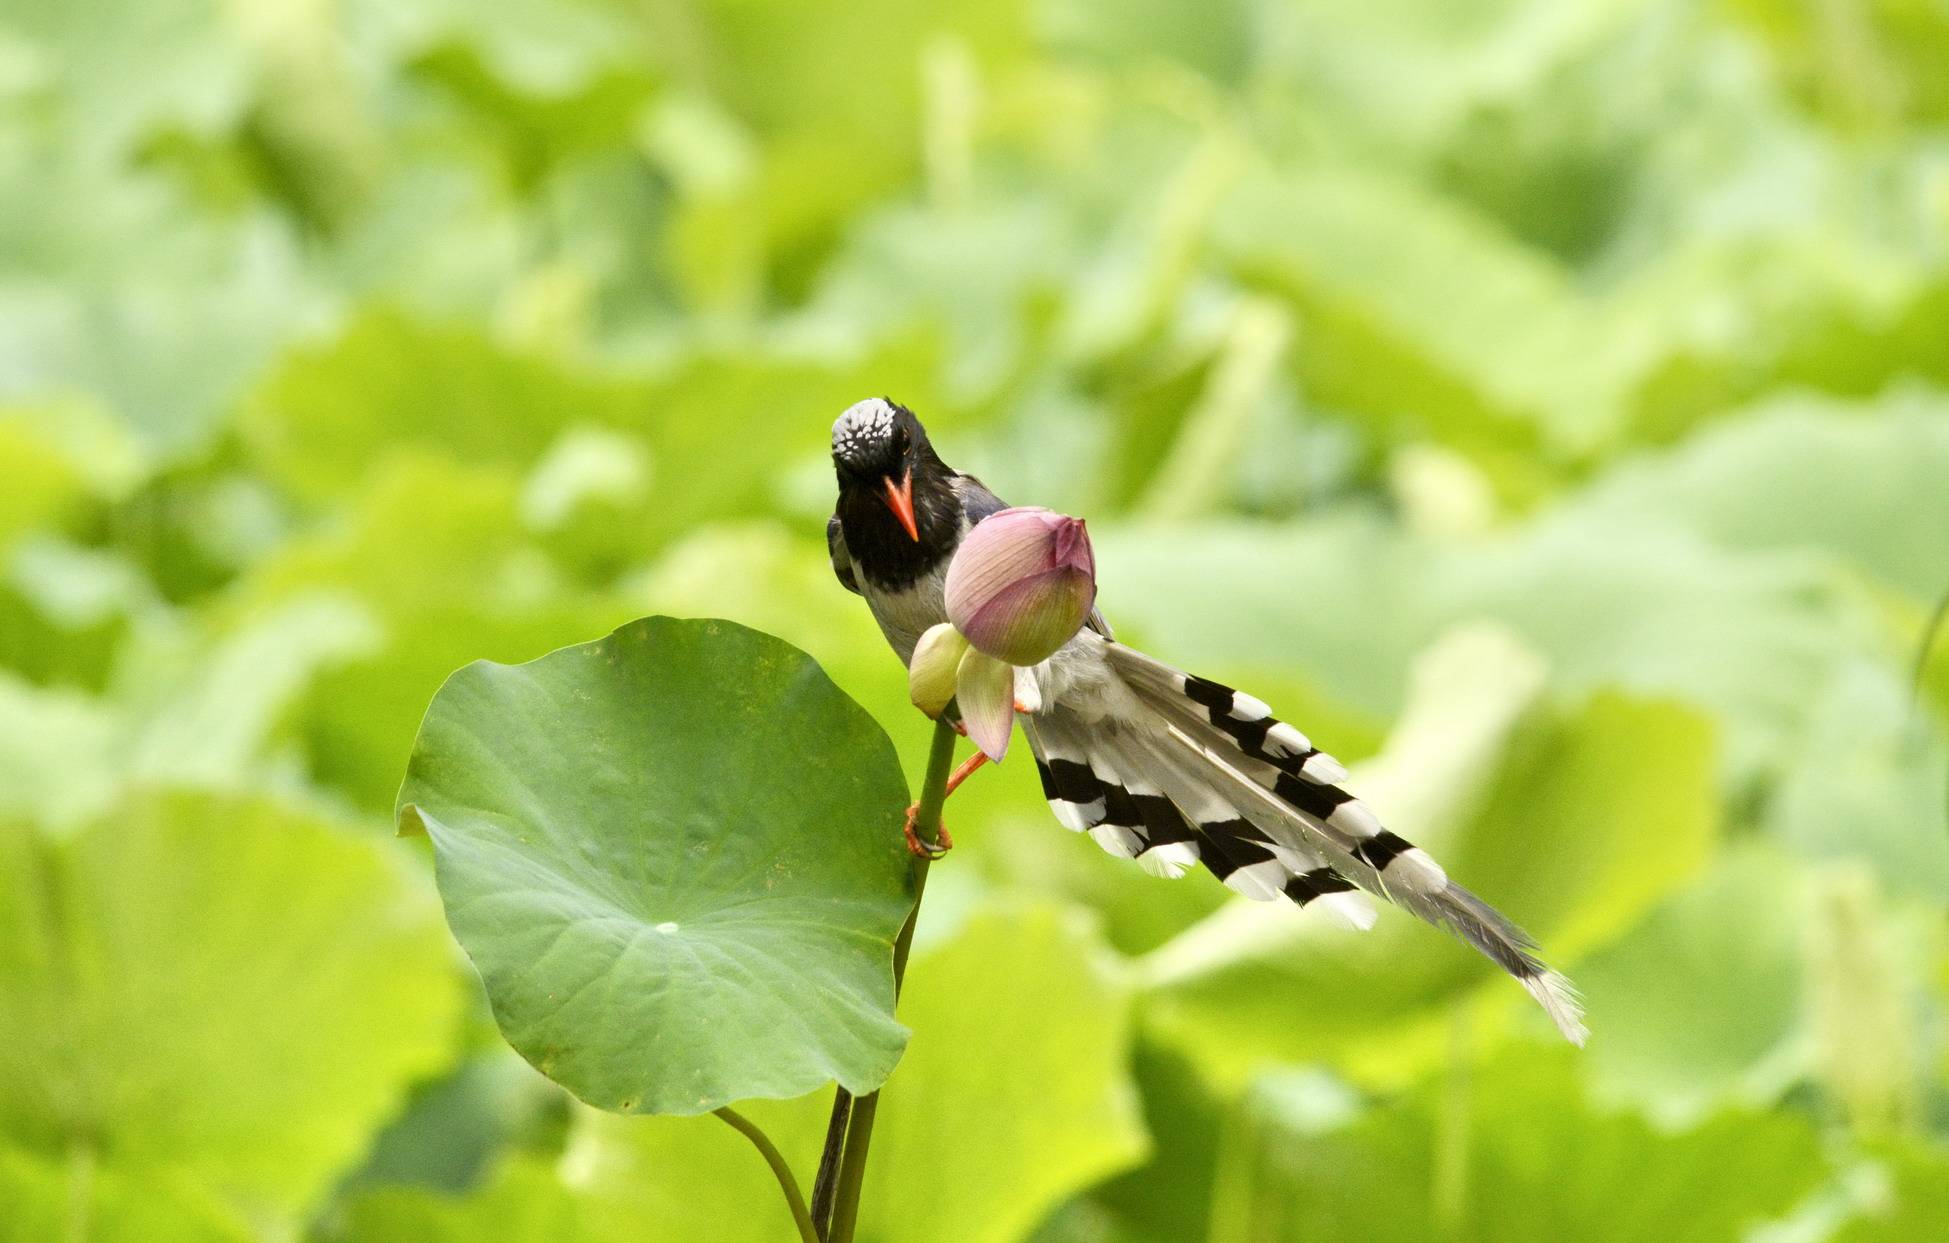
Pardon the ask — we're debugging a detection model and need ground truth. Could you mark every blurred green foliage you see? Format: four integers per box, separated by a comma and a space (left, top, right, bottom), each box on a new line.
2, 0, 1947, 1239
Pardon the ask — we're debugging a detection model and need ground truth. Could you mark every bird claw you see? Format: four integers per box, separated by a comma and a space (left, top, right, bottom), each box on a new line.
902, 803, 953, 859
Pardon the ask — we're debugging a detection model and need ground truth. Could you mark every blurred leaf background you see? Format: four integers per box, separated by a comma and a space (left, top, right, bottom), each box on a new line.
3, 0, 1948, 1239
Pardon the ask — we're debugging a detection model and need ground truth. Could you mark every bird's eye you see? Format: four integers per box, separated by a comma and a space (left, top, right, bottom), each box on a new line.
894, 429, 911, 454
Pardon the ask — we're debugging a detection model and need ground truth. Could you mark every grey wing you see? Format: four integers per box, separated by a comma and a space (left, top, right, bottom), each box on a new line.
827, 515, 861, 595
951, 472, 1009, 523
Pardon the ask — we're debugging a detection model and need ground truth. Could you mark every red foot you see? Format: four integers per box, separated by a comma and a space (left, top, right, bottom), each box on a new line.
945, 751, 990, 797
903, 803, 954, 859
901, 744, 991, 858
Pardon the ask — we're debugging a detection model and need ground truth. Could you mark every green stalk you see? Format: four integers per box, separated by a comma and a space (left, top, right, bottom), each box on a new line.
809, 1087, 853, 1237
715, 1106, 820, 1243
826, 716, 959, 1243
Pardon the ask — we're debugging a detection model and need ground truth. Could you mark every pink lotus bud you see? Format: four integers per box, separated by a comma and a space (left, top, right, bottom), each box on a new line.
943, 508, 1097, 667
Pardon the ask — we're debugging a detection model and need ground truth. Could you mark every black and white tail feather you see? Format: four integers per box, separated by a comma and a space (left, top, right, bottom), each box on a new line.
1024, 632, 1588, 1046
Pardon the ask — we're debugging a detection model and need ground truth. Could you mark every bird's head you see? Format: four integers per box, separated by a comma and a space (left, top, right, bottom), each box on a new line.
831, 397, 937, 543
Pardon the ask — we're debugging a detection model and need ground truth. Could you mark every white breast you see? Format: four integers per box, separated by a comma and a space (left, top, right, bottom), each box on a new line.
860, 564, 951, 665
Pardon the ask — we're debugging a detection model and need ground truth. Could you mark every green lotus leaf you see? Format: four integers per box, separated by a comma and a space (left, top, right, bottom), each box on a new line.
1214, 1046, 1829, 1242
338, 1159, 595, 1243
0, 792, 461, 1221
397, 616, 917, 1115
0, 1145, 252, 1243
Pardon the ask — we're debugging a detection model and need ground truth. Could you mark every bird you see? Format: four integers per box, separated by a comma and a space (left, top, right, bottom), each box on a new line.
826, 397, 1586, 1044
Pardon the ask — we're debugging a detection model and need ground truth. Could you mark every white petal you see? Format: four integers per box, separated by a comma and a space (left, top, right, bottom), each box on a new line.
955, 648, 1016, 762
908, 623, 969, 718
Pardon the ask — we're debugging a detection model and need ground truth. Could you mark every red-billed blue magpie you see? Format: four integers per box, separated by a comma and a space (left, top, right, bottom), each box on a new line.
828, 397, 1585, 1044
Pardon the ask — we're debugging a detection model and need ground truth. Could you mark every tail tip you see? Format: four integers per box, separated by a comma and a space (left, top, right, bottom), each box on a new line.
1524, 970, 1589, 1047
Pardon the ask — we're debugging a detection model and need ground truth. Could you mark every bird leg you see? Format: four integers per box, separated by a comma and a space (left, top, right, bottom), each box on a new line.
945, 751, 990, 796
902, 804, 953, 858
901, 751, 992, 858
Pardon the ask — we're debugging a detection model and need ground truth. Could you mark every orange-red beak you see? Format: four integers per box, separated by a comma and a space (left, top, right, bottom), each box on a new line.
882, 471, 919, 542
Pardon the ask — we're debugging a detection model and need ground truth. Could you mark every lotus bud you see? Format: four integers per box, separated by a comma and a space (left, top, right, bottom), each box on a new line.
908, 623, 969, 718
943, 507, 1097, 667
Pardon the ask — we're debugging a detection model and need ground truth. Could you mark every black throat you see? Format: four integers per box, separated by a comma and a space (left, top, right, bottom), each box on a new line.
835, 454, 964, 592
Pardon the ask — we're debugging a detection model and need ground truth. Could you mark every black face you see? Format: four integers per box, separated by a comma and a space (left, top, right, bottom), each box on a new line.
831, 397, 925, 482
831, 398, 960, 590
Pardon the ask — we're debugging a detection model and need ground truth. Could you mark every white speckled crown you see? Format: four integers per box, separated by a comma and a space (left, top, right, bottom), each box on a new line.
832, 397, 896, 461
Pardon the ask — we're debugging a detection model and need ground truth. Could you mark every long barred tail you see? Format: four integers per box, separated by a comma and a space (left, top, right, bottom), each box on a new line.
1021, 641, 1587, 1046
